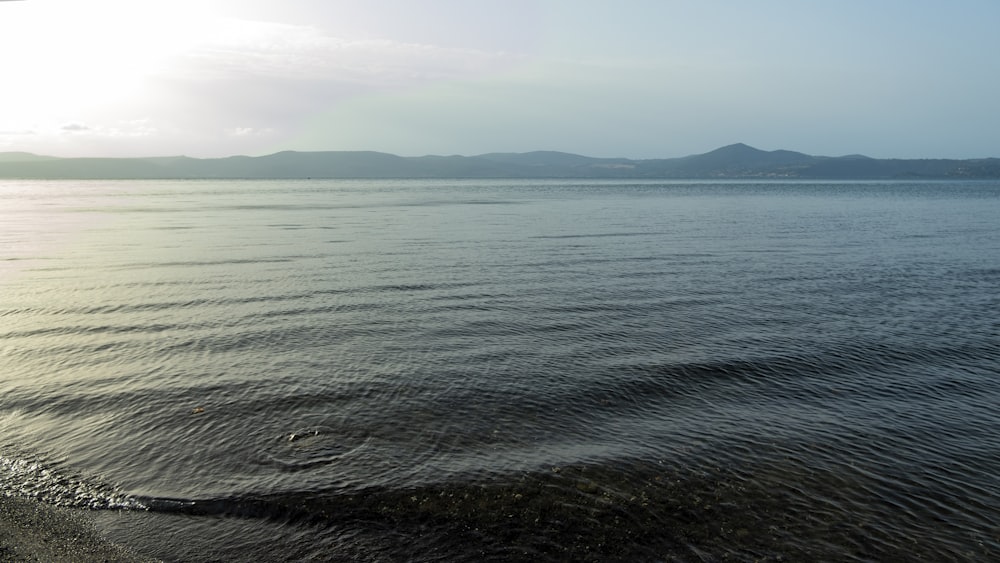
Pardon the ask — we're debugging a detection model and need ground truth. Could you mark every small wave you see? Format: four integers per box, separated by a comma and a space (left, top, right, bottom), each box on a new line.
0, 451, 146, 511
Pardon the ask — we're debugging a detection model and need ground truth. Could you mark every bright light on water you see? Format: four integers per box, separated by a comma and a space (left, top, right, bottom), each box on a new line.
2, 179, 999, 561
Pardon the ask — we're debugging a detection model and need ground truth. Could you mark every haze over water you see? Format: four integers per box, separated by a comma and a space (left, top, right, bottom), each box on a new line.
2, 179, 999, 561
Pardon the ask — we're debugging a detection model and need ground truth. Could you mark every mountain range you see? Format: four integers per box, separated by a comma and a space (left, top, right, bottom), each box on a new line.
1, 143, 999, 180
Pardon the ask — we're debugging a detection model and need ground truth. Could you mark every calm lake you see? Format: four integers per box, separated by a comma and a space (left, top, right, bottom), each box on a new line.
2, 179, 999, 561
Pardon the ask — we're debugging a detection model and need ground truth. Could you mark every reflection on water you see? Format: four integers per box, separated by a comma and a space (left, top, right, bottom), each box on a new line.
2, 179, 999, 561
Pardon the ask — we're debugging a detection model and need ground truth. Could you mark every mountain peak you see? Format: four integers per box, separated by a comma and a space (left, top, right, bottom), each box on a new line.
709, 143, 764, 155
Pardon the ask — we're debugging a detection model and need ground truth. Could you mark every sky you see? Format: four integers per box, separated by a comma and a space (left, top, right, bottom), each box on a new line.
1, 0, 999, 159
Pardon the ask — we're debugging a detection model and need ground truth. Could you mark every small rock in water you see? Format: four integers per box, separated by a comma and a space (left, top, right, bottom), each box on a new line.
288, 430, 319, 442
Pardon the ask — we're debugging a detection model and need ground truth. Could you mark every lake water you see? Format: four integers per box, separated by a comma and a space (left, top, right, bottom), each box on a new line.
2, 179, 999, 561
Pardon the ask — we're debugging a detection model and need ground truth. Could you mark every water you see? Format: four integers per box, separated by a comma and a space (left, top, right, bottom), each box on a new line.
2, 179, 999, 561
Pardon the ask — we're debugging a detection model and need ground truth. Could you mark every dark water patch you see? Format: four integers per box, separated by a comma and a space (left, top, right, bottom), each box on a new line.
121, 456, 1000, 561
36, 287, 388, 316
531, 231, 668, 239
158, 319, 411, 354
133, 257, 298, 267
1, 322, 184, 339
393, 198, 522, 207
368, 282, 454, 293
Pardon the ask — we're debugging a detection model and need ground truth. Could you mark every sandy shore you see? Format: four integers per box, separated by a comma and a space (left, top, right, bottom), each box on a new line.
0, 495, 156, 562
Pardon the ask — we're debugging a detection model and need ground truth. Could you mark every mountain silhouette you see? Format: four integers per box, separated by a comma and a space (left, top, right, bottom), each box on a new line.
1, 144, 998, 179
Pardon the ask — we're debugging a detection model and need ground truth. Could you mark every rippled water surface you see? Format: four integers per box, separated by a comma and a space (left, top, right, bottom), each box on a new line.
2, 179, 999, 561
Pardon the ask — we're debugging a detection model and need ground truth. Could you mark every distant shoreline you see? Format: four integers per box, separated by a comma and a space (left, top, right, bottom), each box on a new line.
2, 144, 999, 180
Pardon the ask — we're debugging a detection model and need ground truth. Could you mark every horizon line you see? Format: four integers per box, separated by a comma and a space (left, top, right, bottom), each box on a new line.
3, 143, 1000, 162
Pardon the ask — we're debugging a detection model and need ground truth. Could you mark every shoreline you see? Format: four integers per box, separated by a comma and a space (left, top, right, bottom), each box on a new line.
0, 495, 155, 562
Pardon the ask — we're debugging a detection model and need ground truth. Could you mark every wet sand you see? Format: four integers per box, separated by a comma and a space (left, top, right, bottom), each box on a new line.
0, 496, 155, 562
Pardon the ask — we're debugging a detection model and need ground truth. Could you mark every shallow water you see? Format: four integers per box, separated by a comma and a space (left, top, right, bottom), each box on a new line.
2, 179, 999, 561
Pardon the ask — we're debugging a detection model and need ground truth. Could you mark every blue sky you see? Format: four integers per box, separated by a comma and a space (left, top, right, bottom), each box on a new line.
1, 0, 998, 158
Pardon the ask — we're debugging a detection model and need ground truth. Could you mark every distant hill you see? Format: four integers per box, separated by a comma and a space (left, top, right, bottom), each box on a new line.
0, 152, 60, 163
1, 145, 999, 179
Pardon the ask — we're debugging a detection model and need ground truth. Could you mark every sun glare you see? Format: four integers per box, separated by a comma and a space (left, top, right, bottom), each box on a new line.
1, 0, 223, 129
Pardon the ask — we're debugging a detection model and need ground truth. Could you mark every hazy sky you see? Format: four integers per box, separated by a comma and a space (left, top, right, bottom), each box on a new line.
2, 0, 999, 159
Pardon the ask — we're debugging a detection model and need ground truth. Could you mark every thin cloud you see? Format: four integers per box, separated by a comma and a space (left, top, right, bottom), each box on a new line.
60, 123, 91, 132
225, 127, 275, 137
54, 120, 158, 139
170, 19, 525, 86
